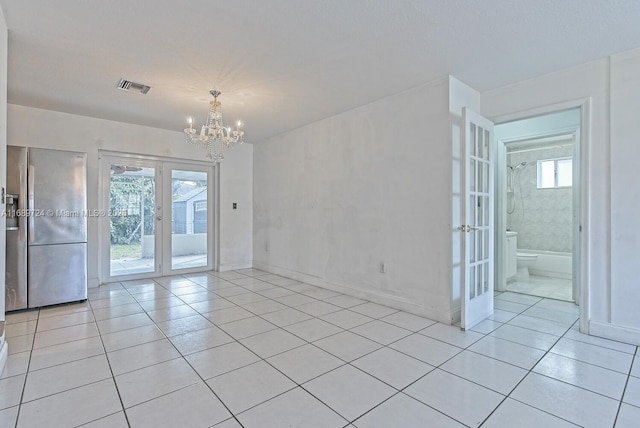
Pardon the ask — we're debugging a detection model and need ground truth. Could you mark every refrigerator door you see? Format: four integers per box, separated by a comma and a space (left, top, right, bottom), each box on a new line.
6, 229, 27, 311
28, 148, 87, 245
5, 146, 28, 311
28, 242, 88, 308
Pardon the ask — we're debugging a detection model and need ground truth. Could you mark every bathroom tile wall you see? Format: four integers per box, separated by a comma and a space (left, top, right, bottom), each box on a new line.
506, 140, 574, 253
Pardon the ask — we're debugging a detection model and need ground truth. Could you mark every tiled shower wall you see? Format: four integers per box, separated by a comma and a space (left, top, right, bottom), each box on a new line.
506, 140, 574, 253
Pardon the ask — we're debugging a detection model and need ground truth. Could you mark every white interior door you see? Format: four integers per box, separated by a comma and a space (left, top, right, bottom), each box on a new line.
461, 107, 495, 330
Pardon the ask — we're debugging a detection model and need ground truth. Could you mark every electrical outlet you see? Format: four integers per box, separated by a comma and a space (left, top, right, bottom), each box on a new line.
380, 262, 386, 273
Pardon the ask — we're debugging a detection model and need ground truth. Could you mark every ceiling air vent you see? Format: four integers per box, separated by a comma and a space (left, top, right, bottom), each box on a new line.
116, 79, 151, 95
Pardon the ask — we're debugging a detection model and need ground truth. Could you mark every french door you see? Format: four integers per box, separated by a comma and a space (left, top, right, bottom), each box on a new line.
460, 108, 495, 330
101, 154, 215, 282
163, 162, 212, 273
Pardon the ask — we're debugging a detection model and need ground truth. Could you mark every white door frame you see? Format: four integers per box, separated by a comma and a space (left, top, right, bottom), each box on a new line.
489, 98, 591, 334
99, 151, 218, 284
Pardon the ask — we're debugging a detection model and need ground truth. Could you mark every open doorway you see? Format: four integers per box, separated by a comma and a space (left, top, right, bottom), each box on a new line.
495, 108, 581, 303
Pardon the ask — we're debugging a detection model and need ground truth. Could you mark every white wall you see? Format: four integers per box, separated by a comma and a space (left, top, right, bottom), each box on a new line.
254, 77, 456, 322
219, 142, 253, 270
0, 5, 8, 371
609, 49, 640, 334
483, 51, 640, 345
7, 104, 253, 286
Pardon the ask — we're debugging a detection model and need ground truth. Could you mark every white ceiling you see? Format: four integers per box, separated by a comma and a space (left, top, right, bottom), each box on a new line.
2, 0, 640, 142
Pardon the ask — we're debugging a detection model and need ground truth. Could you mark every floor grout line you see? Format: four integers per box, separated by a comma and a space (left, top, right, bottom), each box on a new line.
475, 317, 577, 427
11, 308, 39, 428
613, 346, 638, 426
89, 302, 132, 427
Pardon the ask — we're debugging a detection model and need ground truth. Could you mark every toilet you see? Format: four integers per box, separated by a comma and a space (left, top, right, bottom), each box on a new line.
516, 252, 538, 278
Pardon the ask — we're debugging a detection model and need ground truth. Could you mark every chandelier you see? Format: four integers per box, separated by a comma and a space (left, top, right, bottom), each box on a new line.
184, 90, 244, 162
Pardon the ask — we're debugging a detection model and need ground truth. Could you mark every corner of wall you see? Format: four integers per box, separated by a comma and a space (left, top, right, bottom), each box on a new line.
0, 2, 8, 370
449, 76, 482, 321
609, 48, 640, 333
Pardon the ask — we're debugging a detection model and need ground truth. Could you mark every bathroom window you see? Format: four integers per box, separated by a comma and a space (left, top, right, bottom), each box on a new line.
537, 157, 572, 189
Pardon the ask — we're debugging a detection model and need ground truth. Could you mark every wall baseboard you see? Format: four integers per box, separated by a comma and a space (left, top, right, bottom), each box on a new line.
589, 320, 640, 346
451, 306, 461, 324
88, 277, 100, 289
219, 261, 253, 272
253, 262, 453, 324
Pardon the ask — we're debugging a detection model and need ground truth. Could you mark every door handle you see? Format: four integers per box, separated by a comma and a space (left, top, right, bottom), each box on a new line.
19, 166, 27, 241
28, 164, 35, 242
156, 216, 162, 221
457, 225, 479, 232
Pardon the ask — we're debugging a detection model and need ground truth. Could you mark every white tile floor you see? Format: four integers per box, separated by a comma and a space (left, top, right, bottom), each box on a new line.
1, 269, 638, 427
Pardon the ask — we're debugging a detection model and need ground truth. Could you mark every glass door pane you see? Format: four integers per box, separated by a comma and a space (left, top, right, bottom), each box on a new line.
170, 169, 209, 270
108, 163, 157, 277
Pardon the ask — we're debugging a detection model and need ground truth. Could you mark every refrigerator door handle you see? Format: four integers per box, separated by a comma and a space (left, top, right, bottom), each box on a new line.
19, 165, 27, 241
28, 164, 35, 242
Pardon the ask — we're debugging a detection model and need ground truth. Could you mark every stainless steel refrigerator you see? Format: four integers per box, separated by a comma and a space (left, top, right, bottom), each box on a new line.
5, 146, 88, 311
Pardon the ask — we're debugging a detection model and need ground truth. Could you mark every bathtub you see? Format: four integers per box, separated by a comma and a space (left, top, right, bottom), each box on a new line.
518, 249, 572, 280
